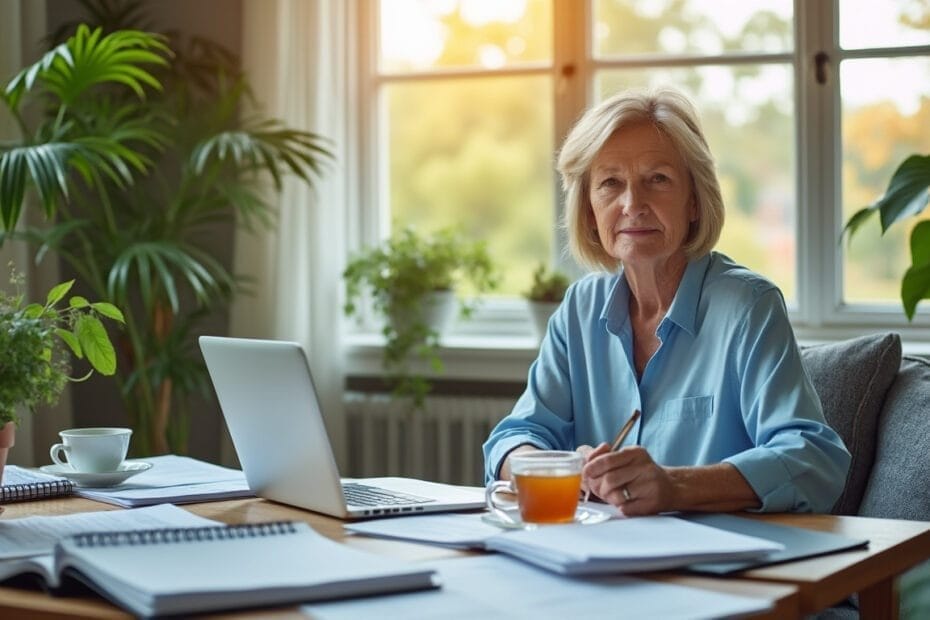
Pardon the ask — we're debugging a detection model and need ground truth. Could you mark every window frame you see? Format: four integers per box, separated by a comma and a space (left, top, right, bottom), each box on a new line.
346, 0, 930, 380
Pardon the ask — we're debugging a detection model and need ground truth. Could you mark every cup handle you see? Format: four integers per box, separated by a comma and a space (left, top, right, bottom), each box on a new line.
50, 443, 70, 467
485, 480, 517, 523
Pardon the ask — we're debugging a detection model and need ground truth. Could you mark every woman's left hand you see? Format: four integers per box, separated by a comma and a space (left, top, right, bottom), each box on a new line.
582, 445, 679, 516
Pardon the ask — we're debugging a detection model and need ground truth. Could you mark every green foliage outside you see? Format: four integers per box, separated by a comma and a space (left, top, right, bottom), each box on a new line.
0, 19, 330, 454
343, 227, 498, 405
0, 266, 124, 425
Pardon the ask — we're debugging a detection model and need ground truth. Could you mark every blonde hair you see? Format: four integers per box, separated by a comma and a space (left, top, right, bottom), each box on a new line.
557, 87, 725, 271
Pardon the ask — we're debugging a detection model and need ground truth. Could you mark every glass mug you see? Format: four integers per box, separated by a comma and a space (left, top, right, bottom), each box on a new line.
486, 450, 583, 524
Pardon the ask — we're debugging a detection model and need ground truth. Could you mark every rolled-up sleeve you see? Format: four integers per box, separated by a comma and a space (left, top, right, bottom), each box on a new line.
723, 291, 851, 512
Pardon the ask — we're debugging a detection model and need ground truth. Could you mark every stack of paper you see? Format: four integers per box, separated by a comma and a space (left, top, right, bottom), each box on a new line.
13, 455, 254, 507
347, 512, 784, 575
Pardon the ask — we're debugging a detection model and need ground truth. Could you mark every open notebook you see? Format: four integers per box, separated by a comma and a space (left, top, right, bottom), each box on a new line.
3, 517, 437, 617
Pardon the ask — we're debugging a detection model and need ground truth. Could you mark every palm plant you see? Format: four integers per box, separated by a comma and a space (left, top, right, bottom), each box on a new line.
0, 24, 330, 454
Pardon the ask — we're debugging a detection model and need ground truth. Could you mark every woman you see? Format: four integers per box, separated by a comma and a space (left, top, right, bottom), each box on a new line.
483, 88, 850, 516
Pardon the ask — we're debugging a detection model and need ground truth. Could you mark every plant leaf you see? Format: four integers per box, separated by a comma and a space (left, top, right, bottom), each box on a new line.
75, 314, 117, 375
23, 303, 44, 319
902, 221, 930, 320
46, 280, 75, 306
871, 155, 930, 233
842, 206, 878, 242
910, 220, 930, 268
56, 328, 83, 358
902, 261, 930, 321
69, 296, 90, 308
91, 302, 125, 323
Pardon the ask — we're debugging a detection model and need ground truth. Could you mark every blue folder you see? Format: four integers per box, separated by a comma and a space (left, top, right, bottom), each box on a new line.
682, 513, 869, 575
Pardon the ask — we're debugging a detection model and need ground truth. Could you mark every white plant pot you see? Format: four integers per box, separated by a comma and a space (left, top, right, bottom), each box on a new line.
421, 290, 458, 336
390, 290, 458, 339
528, 300, 560, 342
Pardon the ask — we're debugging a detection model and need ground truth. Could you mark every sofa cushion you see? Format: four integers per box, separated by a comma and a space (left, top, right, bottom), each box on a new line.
858, 355, 930, 520
800, 332, 902, 515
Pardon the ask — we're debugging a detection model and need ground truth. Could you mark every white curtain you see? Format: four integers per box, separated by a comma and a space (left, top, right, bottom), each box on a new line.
231, 0, 348, 466
1, 0, 72, 467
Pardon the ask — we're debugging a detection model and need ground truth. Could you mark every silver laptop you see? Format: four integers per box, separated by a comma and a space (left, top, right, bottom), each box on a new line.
199, 336, 485, 519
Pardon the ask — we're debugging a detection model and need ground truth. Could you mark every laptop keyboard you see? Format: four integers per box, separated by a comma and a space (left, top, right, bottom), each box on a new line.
342, 483, 433, 507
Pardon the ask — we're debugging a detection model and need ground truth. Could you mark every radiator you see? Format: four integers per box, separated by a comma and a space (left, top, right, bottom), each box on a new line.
344, 393, 516, 487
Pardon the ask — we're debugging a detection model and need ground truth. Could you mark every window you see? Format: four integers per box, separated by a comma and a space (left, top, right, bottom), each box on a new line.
363, 0, 556, 298
352, 0, 930, 353
838, 0, 930, 307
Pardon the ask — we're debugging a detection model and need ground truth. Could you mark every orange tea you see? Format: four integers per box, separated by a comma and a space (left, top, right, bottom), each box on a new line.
513, 470, 582, 523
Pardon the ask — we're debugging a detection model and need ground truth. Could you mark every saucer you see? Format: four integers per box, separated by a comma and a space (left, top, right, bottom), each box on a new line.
481, 506, 612, 530
40, 460, 153, 487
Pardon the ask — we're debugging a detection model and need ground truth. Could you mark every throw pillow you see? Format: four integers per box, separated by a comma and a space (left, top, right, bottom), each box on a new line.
858, 355, 930, 520
800, 332, 901, 515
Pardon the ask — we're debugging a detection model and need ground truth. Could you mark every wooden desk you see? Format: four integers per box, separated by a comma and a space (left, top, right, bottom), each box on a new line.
738, 513, 930, 618
13, 497, 930, 619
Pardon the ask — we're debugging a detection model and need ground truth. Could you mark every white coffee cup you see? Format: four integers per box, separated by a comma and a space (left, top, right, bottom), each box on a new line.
49, 428, 132, 473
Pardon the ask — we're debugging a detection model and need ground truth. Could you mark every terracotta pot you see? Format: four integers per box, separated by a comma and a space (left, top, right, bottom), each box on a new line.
0, 420, 14, 484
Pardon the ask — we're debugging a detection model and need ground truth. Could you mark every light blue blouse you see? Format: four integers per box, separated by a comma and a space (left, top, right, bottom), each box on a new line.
484, 252, 850, 513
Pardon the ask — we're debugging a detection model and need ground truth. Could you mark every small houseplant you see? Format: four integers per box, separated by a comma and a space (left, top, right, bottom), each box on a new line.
844, 154, 930, 320
524, 263, 570, 341
343, 227, 498, 406
0, 267, 124, 480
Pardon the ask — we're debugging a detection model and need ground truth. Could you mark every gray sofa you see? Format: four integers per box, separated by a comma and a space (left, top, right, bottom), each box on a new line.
801, 332, 930, 616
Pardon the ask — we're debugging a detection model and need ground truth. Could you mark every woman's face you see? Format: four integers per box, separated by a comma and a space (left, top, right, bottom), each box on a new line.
588, 122, 696, 271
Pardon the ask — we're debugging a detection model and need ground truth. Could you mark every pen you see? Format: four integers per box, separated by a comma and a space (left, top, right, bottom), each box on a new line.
583, 409, 641, 503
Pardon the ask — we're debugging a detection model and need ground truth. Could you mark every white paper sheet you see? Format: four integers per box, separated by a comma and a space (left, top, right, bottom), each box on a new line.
346, 513, 502, 548
72, 455, 253, 507
486, 515, 784, 574
1, 465, 63, 486
303, 554, 774, 620
0, 503, 219, 559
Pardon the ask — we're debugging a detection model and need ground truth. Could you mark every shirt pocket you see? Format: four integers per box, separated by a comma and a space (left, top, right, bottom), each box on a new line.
657, 395, 714, 423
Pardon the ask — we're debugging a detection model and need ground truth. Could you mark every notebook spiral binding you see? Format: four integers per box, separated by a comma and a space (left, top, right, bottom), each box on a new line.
0, 479, 75, 503
70, 521, 300, 548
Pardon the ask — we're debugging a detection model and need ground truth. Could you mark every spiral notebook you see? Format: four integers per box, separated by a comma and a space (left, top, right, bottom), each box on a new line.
5, 520, 437, 617
1, 466, 74, 503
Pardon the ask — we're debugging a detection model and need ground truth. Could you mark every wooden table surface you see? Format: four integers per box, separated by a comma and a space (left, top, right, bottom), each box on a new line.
5, 495, 930, 619
0, 497, 800, 619
736, 512, 930, 618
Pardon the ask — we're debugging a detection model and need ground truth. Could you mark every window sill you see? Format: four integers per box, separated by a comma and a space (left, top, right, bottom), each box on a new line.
345, 326, 930, 385
344, 332, 539, 383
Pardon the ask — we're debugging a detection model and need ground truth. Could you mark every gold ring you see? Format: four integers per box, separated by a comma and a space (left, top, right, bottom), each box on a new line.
622, 486, 632, 502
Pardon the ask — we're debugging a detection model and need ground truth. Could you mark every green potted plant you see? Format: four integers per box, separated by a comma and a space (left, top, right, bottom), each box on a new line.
343, 227, 498, 406
0, 23, 330, 454
844, 154, 930, 320
524, 263, 570, 341
0, 266, 124, 480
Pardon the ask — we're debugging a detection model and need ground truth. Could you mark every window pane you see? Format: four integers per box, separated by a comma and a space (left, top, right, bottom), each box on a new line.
593, 0, 792, 57
597, 66, 796, 301
379, 0, 552, 73
840, 0, 930, 49
385, 75, 555, 296
841, 58, 930, 304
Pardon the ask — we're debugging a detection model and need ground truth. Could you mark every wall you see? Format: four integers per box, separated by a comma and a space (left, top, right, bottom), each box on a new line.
43, 0, 243, 463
